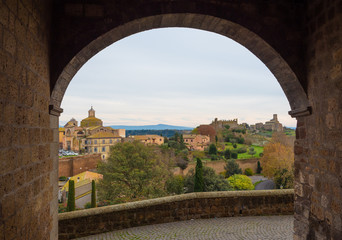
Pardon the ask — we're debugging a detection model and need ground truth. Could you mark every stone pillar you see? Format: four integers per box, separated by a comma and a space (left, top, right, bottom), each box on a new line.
294, 1, 342, 239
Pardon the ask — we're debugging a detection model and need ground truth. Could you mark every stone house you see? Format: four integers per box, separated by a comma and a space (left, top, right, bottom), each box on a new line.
183, 134, 210, 151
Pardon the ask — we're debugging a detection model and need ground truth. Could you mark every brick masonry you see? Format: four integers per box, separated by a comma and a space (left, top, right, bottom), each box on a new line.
58, 189, 294, 240
58, 154, 101, 178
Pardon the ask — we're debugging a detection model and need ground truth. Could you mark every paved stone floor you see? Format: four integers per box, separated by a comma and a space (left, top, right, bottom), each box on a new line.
76, 215, 294, 240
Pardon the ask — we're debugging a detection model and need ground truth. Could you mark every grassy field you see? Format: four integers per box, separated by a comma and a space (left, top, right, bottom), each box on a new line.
224, 142, 263, 159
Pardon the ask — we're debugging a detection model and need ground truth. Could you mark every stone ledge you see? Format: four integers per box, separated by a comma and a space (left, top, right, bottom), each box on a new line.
58, 190, 294, 239
59, 189, 293, 221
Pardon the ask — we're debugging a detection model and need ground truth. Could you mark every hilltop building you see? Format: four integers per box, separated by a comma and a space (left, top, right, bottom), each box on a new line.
210, 118, 239, 130
59, 107, 125, 159
250, 114, 283, 132
183, 134, 210, 151
128, 135, 164, 145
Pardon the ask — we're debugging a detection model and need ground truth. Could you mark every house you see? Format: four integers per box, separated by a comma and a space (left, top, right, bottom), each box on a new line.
183, 134, 210, 151
60, 171, 103, 209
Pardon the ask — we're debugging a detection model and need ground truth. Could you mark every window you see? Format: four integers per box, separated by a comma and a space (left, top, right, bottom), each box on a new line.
94, 147, 97, 153
88, 140, 91, 144
84, 140, 87, 144
102, 140, 105, 144
110, 139, 112, 144
94, 140, 97, 144
102, 147, 106, 152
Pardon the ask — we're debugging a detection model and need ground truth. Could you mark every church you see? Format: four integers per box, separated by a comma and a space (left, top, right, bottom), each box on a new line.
59, 107, 125, 159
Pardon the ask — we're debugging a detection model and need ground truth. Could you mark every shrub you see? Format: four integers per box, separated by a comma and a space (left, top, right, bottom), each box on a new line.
59, 176, 67, 181
237, 147, 247, 153
244, 168, 253, 176
231, 152, 238, 159
184, 167, 231, 193
166, 175, 184, 195
208, 144, 217, 155
210, 154, 219, 161
237, 138, 245, 144
84, 202, 92, 209
58, 203, 67, 213
224, 159, 242, 178
97, 200, 111, 207
224, 149, 231, 159
227, 174, 254, 190
259, 152, 264, 157
233, 143, 237, 148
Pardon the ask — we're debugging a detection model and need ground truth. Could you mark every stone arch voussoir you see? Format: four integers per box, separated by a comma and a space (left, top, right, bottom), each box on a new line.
50, 13, 311, 118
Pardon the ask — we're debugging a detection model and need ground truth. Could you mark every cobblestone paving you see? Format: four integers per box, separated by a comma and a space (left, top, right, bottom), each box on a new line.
77, 215, 293, 240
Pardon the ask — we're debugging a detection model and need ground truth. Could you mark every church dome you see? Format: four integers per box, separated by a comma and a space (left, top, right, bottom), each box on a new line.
80, 106, 103, 128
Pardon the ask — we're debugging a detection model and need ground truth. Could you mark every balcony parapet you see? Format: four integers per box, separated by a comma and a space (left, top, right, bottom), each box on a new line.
59, 189, 294, 239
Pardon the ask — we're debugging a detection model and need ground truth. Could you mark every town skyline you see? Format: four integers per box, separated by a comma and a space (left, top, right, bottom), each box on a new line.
60, 28, 297, 128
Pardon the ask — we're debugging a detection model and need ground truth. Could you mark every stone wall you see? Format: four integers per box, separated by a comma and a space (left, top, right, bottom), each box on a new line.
0, 1, 56, 239
58, 189, 294, 240
175, 158, 259, 176
58, 154, 101, 177
294, 1, 342, 239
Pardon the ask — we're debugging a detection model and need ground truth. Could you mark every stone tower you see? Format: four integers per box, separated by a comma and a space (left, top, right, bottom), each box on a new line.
88, 106, 95, 117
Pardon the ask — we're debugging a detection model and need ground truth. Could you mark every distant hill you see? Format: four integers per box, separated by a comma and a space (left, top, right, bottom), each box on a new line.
110, 124, 193, 130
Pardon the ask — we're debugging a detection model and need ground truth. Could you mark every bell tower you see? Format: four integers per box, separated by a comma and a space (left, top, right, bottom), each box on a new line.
88, 106, 95, 117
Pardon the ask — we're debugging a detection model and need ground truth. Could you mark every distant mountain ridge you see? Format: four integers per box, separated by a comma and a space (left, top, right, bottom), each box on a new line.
110, 124, 193, 130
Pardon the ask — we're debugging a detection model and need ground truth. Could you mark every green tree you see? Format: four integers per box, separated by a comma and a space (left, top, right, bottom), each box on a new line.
224, 149, 231, 159
97, 141, 171, 204
184, 166, 231, 193
256, 161, 262, 174
227, 174, 254, 190
215, 135, 218, 145
244, 168, 253, 176
174, 132, 179, 142
208, 143, 217, 155
91, 180, 96, 208
224, 159, 242, 178
67, 180, 75, 212
274, 168, 294, 189
166, 175, 184, 195
194, 158, 204, 192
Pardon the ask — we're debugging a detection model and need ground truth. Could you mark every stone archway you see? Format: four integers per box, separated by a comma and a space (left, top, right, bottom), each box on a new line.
50, 13, 311, 118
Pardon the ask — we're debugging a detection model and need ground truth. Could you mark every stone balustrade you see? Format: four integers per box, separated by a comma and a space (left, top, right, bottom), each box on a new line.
58, 189, 294, 239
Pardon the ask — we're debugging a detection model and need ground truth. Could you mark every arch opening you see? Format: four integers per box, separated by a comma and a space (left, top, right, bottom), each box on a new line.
50, 14, 311, 118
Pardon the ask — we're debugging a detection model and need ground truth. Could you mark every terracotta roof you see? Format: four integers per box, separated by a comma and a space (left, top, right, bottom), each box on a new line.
183, 134, 196, 139
133, 135, 162, 140
87, 132, 120, 139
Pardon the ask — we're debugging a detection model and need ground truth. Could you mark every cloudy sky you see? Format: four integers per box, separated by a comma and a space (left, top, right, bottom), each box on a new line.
60, 28, 297, 128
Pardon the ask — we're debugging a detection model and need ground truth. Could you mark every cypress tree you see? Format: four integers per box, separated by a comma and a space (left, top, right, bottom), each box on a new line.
194, 158, 204, 192
257, 161, 262, 174
67, 180, 75, 211
91, 180, 96, 208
